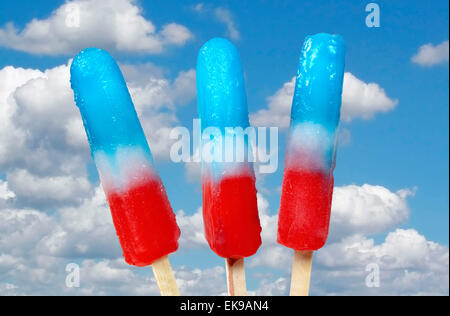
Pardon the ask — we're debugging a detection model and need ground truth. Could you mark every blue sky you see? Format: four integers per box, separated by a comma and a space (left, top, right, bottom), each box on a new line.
0, 0, 448, 295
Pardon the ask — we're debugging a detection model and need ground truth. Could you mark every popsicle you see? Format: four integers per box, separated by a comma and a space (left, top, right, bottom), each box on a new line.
70, 48, 180, 296
277, 33, 345, 296
196, 38, 262, 295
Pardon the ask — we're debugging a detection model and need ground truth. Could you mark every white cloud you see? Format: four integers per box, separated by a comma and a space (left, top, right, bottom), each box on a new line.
0, 0, 193, 56
250, 77, 295, 129
0, 63, 94, 208
0, 56, 199, 293
0, 61, 195, 208
124, 65, 196, 160
126, 66, 196, 112
0, 180, 447, 295
0, 50, 445, 295
0, 66, 46, 172
248, 193, 291, 270
0, 62, 90, 178
329, 184, 413, 240
250, 72, 398, 127
0, 239, 227, 295
37, 186, 122, 259
73, 262, 228, 295
250, 185, 414, 269
0, 206, 224, 295
316, 229, 447, 269
252, 276, 289, 296
412, 40, 449, 67
161, 23, 194, 46
0, 208, 54, 256
192, 4, 240, 40
341, 73, 398, 122
247, 186, 448, 295
69, 261, 227, 296
176, 265, 227, 295
0, 180, 15, 200
314, 230, 449, 295
176, 208, 208, 250
65, 116, 89, 149
0, 283, 19, 295
215, 8, 240, 40
7, 169, 92, 208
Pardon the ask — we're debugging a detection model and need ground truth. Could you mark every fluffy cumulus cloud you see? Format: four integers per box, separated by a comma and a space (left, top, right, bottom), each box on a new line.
0, 20, 200, 292
250, 77, 295, 129
75, 262, 227, 296
176, 208, 208, 249
0, 0, 193, 55
412, 40, 449, 67
251, 277, 289, 296
122, 64, 196, 160
214, 8, 240, 40
0, 61, 195, 209
6, 169, 92, 208
0, 207, 54, 257
0, 180, 15, 200
36, 186, 122, 259
340, 73, 398, 122
166, 185, 448, 295
0, 179, 229, 295
0, 49, 205, 295
67, 261, 227, 296
313, 229, 449, 295
0, 171, 448, 295
0, 254, 227, 295
0, 2, 447, 293
250, 72, 398, 128
248, 193, 289, 269
0, 63, 89, 178
0, 59, 447, 295
246, 186, 449, 295
192, 3, 240, 40
329, 185, 413, 240
250, 185, 414, 270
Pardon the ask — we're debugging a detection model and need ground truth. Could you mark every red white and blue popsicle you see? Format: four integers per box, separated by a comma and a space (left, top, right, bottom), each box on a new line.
70, 48, 180, 295
277, 34, 346, 295
196, 38, 262, 295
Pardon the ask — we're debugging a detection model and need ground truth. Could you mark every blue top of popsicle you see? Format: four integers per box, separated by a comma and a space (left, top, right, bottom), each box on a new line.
290, 33, 345, 132
197, 38, 250, 131
70, 48, 152, 159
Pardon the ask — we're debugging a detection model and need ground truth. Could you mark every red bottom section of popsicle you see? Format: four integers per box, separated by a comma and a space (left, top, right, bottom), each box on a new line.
203, 174, 262, 258
277, 168, 334, 251
106, 178, 180, 266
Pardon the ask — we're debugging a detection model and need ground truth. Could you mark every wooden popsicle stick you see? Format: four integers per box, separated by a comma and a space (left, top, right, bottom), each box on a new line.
151, 255, 180, 296
225, 258, 246, 296
289, 250, 314, 296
